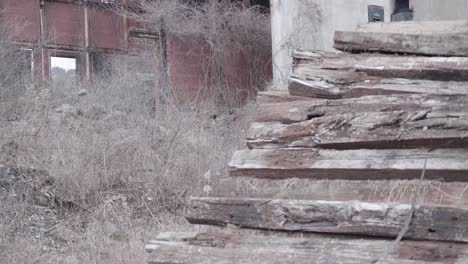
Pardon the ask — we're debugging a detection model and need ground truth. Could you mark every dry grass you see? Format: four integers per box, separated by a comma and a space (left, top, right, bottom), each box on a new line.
0, 50, 256, 263
0, 3, 268, 262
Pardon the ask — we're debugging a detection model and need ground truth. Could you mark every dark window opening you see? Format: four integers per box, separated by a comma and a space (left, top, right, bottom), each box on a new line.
15, 49, 33, 85
394, 0, 410, 13
92, 52, 113, 79
368, 5, 384, 22
17, 49, 33, 78
250, 0, 270, 11
392, 0, 413, 21
184, 0, 208, 7
247, 0, 270, 14
0, 49, 32, 100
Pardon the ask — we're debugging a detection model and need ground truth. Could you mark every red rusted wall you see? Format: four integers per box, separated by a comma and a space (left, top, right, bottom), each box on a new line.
45, 2, 84, 46
222, 48, 252, 103
222, 47, 272, 104
0, 0, 40, 42
168, 35, 272, 105
168, 35, 213, 104
32, 48, 44, 81
127, 17, 145, 29
128, 36, 157, 51
127, 17, 157, 51
89, 6, 125, 50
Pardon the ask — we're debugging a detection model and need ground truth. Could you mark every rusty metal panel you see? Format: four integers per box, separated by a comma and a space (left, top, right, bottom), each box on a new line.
128, 36, 157, 51
127, 17, 146, 29
222, 48, 251, 103
127, 17, 158, 51
32, 48, 44, 81
45, 2, 85, 46
168, 36, 212, 103
89, 6, 125, 50
0, 0, 41, 42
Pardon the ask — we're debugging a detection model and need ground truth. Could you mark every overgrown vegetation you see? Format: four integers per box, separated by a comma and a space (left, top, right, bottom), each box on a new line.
127, 0, 272, 106
0, 1, 267, 263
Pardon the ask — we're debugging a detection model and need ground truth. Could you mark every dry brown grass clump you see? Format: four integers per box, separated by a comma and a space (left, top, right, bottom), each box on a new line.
0, 52, 255, 263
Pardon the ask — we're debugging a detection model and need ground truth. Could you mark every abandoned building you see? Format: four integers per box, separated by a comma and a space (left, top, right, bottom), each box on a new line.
0, 0, 272, 103
0, 0, 149, 82
271, 0, 468, 84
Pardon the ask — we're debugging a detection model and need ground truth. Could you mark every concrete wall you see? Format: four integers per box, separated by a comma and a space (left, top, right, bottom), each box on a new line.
411, 0, 468, 21
271, 0, 468, 86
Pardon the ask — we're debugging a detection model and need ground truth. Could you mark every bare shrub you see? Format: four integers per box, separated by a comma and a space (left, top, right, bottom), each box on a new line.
124, 0, 272, 106
0, 12, 34, 121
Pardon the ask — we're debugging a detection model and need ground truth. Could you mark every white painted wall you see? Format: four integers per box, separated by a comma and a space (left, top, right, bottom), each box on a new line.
411, 0, 468, 21
271, 0, 468, 86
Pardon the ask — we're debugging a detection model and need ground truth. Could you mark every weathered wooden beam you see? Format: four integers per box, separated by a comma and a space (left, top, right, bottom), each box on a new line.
289, 69, 468, 99
255, 94, 468, 124
291, 50, 468, 81
247, 108, 468, 149
212, 178, 468, 209
256, 90, 310, 104
355, 20, 468, 35
334, 21, 468, 56
187, 197, 468, 242
334, 31, 468, 57
229, 148, 468, 182
256, 99, 329, 124
356, 20, 468, 34
146, 232, 468, 264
